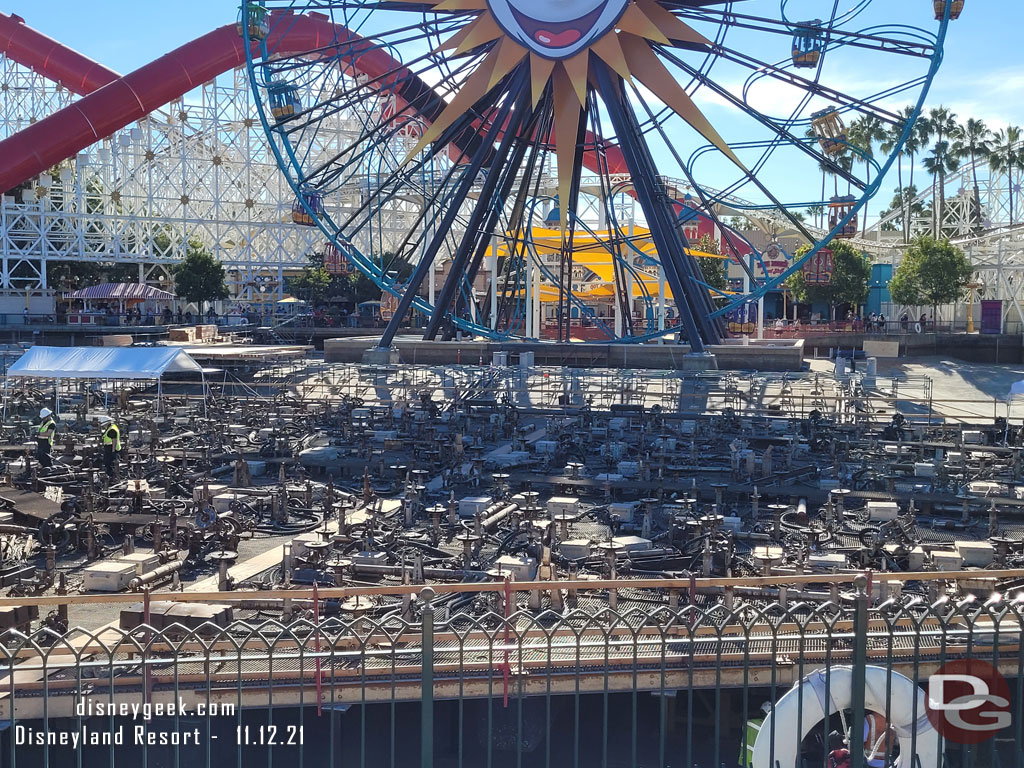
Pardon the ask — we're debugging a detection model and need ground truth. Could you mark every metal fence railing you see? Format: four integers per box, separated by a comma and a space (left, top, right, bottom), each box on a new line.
0, 574, 1021, 768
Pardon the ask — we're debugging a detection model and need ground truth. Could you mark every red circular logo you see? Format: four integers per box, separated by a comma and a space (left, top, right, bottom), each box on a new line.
926, 659, 1011, 744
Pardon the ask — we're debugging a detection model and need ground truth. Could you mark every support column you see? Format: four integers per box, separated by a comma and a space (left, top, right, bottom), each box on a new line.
525, 256, 534, 339
489, 239, 498, 331
658, 217, 666, 346
428, 259, 435, 309
532, 255, 541, 338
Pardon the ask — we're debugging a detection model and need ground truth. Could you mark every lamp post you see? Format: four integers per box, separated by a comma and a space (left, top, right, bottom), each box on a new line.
966, 280, 980, 333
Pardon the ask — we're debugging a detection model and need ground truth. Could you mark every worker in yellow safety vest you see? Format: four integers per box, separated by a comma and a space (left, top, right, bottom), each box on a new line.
99, 415, 122, 479
740, 701, 772, 768
36, 408, 56, 468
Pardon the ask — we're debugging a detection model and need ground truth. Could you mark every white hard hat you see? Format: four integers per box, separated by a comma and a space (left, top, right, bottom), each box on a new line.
99, 415, 113, 425
39, 408, 52, 418
761, 701, 772, 716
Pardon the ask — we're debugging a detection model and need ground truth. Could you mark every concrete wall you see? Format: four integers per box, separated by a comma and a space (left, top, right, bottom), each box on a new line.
800, 332, 1023, 364
325, 338, 805, 371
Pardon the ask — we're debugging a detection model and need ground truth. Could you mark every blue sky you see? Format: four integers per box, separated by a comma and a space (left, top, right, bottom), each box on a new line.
11, 0, 1023, 216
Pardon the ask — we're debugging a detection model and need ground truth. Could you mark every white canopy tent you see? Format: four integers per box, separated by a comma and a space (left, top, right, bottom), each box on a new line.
9, 347, 202, 379
5, 346, 205, 417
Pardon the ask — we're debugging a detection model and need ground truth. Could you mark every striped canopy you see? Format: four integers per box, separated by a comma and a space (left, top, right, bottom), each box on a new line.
62, 283, 176, 301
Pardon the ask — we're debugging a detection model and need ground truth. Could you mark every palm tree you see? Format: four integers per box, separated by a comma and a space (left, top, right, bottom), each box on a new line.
879, 185, 925, 232
805, 126, 831, 226
848, 115, 886, 235
880, 117, 907, 238
952, 118, 994, 230
902, 106, 930, 241
989, 127, 1021, 226
880, 108, 924, 241
920, 106, 959, 234
923, 141, 960, 236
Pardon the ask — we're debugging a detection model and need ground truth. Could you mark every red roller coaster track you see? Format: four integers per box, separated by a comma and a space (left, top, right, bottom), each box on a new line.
0, 10, 438, 195
0, 11, 119, 95
0, 10, 646, 191
0, 9, 742, 261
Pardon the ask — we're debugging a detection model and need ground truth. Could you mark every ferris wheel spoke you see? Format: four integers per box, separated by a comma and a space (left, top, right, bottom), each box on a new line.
291, 50, 487, 192
657, 48, 866, 195
625, 78, 795, 284
673, 8, 937, 59
596, 63, 718, 350
433, 79, 549, 340
378, 67, 529, 345
711, 45, 903, 125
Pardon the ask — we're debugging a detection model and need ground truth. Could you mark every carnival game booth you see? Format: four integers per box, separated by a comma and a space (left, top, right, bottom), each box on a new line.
3, 346, 206, 418
61, 283, 176, 326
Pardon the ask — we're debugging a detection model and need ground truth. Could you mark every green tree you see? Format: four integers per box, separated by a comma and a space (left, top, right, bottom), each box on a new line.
888, 235, 973, 322
880, 106, 928, 242
887, 267, 920, 311
902, 106, 930, 241
785, 240, 871, 321
694, 234, 728, 300
348, 271, 384, 304
288, 266, 333, 304
48, 261, 137, 290
171, 240, 228, 310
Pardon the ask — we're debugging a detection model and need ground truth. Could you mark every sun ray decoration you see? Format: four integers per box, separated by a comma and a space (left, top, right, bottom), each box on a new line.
406, 0, 744, 232
245, 0, 948, 349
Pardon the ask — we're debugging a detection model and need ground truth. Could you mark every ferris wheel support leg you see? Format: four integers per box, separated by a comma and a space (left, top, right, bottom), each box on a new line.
595, 63, 718, 351
377, 73, 524, 350
450, 104, 542, 341
425, 74, 532, 342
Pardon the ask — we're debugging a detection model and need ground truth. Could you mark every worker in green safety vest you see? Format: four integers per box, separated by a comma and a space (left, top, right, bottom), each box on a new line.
740, 701, 772, 768
99, 415, 122, 479
35, 408, 56, 468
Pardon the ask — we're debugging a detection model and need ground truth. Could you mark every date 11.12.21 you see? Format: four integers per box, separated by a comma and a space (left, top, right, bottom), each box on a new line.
236, 725, 303, 745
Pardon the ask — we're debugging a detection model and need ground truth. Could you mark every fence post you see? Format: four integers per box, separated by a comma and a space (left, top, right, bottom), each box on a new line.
849, 574, 869, 768
420, 586, 436, 768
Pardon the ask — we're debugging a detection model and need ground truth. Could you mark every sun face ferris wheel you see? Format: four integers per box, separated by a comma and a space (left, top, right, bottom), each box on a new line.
242, 0, 956, 350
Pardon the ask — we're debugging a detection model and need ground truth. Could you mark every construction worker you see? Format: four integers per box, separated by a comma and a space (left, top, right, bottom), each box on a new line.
826, 715, 894, 768
740, 701, 771, 768
99, 416, 122, 479
863, 712, 895, 768
36, 408, 56, 468
827, 731, 850, 768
